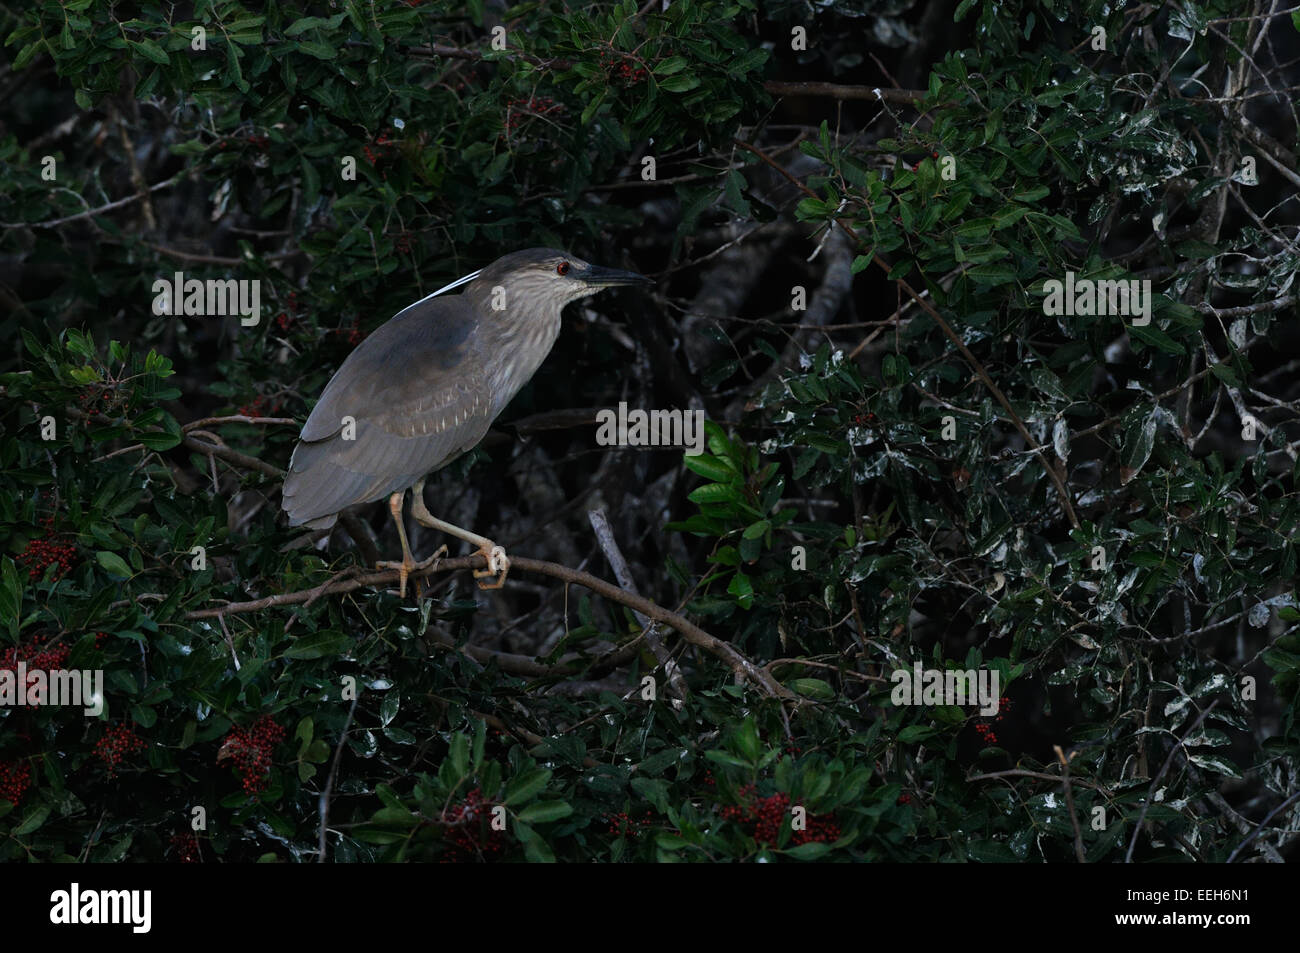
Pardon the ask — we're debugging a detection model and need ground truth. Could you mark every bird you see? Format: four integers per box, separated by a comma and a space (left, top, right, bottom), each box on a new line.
281, 247, 652, 595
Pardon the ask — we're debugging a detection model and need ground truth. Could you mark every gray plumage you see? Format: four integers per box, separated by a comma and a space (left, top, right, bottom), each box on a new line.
282, 247, 650, 530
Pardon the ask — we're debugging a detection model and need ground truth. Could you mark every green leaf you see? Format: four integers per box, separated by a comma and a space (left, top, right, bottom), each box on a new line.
449, 731, 469, 780
138, 429, 182, 450
659, 74, 700, 93
653, 56, 688, 75
1188, 754, 1242, 778
1209, 362, 1239, 386
0, 558, 21, 637
683, 454, 736, 483
1120, 406, 1158, 484
967, 261, 1017, 285
96, 551, 132, 579
784, 841, 831, 860
513, 820, 555, 862
1128, 322, 1185, 355
734, 717, 761, 763
378, 691, 400, 727
790, 678, 835, 700
1012, 185, 1050, 203
14, 805, 49, 835
504, 767, 551, 805
727, 571, 754, 608
296, 40, 337, 60
703, 749, 752, 769
688, 483, 742, 505
284, 15, 342, 36
130, 39, 170, 65
516, 800, 573, 824
282, 630, 349, 659
897, 725, 938, 743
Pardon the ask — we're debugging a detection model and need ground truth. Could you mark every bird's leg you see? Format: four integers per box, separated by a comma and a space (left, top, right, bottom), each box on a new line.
409, 478, 510, 589
375, 490, 416, 597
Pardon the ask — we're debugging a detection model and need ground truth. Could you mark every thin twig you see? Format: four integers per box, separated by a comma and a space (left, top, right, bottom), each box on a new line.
763, 81, 927, 105
1054, 744, 1087, 863
317, 693, 359, 862
182, 434, 284, 479
0, 175, 181, 230
183, 415, 298, 431
588, 507, 687, 699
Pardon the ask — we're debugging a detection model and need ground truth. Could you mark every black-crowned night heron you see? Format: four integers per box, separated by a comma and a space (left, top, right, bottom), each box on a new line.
282, 248, 651, 594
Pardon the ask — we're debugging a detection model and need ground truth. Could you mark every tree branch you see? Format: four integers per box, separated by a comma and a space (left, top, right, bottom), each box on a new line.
189, 554, 794, 699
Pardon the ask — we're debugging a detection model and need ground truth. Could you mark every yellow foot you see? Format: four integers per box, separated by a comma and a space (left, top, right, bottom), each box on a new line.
378, 544, 447, 599
472, 544, 510, 590
376, 557, 414, 598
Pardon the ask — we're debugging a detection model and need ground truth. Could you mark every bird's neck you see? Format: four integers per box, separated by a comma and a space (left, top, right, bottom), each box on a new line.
479, 304, 564, 418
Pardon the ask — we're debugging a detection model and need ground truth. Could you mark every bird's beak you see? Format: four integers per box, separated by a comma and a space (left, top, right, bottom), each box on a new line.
580, 263, 654, 289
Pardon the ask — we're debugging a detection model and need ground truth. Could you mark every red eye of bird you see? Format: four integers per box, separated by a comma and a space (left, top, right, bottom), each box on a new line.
556, 261, 571, 276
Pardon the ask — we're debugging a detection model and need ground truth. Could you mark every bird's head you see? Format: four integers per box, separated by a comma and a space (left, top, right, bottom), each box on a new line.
464, 247, 652, 314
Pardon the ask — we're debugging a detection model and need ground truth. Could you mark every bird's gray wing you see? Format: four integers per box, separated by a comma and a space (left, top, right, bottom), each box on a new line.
282, 299, 495, 526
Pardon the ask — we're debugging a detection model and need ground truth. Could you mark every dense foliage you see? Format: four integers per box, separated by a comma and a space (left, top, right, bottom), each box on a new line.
1, 0, 1297, 862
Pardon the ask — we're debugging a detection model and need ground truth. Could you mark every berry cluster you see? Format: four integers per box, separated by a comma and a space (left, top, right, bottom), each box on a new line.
217, 716, 285, 795
95, 723, 145, 777
17, 520, 78, 581
0, 760, 31, 804
235, 393, 283, 419
394, 231, 412, 255
76, 384, 121, 420
719, 785, 841, 846
333, 320, 363, 346
973, 696, 1012, 746
168, 832, 201, 863
504, 96, 564, 132
599, 53, 648, 86
897, 793, 912, 805
449, 66, 481, 93
851, 411, 877, 427
602, 808, 655, 838
245, 134, 270, 149
362, 131, 398, 176
274, 289, 306, 332
440, 788, 504, 861
1, 636, 72, 706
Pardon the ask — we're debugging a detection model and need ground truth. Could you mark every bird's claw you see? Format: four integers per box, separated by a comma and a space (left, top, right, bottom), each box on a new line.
379, 544, 448, 599
472, 545, 510, 590
376, 557, 414, 598
415, 544, 449, 573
